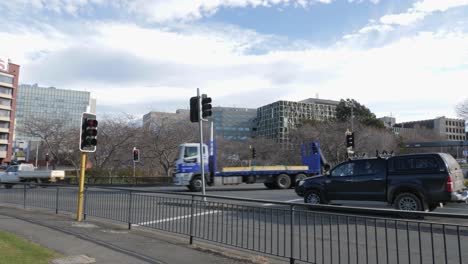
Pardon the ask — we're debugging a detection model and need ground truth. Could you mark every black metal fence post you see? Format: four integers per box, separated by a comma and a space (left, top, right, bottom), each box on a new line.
55, 187, 59, 214
23, 184, 26, 209
290, 205, 295, 264
190, 195, 195, 244
128, 191, 133, 230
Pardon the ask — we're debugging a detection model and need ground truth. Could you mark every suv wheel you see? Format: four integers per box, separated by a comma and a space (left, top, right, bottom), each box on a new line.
394, 193, 423, 211
275, 174, 292, 189
304, 190, 325, 205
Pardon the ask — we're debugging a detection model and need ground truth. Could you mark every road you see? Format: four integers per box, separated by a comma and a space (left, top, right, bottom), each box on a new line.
1, 184, 468, 264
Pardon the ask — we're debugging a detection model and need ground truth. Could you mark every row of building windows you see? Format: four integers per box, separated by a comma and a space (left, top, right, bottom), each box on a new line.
216, 127, 251, 131
447, 134, 466, 140
446, 127, 465, 134
446, 121, 465, 127
0, 75, 13, 85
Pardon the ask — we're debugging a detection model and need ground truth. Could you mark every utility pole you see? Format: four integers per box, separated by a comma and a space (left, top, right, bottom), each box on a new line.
35, 141, 39, 168
197, 88, 206, 197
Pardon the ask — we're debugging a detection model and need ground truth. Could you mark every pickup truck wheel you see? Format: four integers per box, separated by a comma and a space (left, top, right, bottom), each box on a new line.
275, 174, 292, 189
188, 176, 203, 192
394, 193, 423, 211
304, 190, 325, 205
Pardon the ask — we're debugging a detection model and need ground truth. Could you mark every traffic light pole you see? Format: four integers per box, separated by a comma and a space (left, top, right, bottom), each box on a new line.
197, 88, 207, 198
77, 152, 86, 221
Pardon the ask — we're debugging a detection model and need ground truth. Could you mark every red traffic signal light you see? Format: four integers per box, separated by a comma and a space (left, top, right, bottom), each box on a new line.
80, 113, 98, 152
133, 149, 140, 162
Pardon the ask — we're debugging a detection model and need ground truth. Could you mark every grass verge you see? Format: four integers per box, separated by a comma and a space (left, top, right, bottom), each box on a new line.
0, 230, 60, 264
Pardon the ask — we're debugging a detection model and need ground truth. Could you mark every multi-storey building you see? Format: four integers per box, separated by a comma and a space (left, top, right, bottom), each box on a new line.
14, 84, 95, 142
0, 59, 20, 163
143, 110, 189, 128
256, 98, 339, 143
395, 116, 466, 141
209, 107, 257, 140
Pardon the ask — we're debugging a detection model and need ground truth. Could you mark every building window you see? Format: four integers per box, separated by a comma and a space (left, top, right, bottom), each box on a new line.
0, 75, 13, 84
0, 87, 12, 95
0, 110, 10, 118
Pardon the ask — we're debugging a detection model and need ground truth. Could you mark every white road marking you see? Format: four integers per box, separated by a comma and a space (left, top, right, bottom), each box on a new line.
262, 198, 304, 206
135, 210, 220, 226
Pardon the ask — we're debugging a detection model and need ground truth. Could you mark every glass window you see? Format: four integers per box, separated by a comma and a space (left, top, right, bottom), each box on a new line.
0, 110, 10, 117
331, 162, 355, 177
0, 75, 13, 84
184, 146, 198, 158
0, 87, 12, 95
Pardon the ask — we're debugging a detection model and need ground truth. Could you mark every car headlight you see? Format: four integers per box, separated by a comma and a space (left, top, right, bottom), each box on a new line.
298, 180, 305, 186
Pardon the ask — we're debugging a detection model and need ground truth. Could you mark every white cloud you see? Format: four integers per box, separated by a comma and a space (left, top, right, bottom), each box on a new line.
349, 0, 468, 39
1, 0, 337, 22
414, 0, 468, 13
380, 12, 426, 26
2, 20, 465, 121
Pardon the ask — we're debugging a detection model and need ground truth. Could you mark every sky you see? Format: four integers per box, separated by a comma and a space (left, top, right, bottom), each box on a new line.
1, 0, 468, 123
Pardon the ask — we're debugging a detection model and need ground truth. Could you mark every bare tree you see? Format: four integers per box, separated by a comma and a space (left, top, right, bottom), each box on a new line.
290, 120, 399, 166
16, 117, 79, 169
456, 99, 468, 119
88, 114, 140, 176
141, 119, 197, 176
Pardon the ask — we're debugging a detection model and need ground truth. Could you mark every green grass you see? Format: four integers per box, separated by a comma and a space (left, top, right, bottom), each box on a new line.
0, 230, 60, 264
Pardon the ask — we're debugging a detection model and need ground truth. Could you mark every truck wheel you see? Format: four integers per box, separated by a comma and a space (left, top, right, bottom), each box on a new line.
304, 190, 326, 205
264, 182, 275, 189
275, 174, 292, 189
394, 193, 424, 211
188, 176, 203, 192
294, 173, 307, 186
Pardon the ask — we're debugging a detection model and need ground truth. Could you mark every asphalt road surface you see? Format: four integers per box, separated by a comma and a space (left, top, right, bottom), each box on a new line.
1, 184, 468, 264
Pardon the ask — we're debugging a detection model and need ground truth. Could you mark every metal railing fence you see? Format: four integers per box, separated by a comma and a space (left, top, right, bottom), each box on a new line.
1, 184, 467, 264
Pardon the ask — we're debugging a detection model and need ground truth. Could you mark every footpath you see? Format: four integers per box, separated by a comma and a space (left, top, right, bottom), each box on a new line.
0, 206, 273, 264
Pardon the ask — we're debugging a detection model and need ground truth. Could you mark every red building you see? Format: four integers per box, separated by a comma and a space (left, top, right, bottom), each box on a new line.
0, 59, 20, 164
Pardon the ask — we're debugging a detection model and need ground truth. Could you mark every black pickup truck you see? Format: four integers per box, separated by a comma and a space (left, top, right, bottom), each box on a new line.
295, 153, 467, 211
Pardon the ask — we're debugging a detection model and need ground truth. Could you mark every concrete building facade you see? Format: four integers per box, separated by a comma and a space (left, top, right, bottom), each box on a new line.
14, 84, 95, 142
143, 110, 189, 128
0, 60, 20, 163
256, 98, 339, 143
395, 116, 466, 141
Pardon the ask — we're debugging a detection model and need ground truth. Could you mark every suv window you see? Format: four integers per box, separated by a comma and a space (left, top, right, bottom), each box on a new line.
393, 156, 439, 172
331, 162, 355, 177
355, 160, 379, 175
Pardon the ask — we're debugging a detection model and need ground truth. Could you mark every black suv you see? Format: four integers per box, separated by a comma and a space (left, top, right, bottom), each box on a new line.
295, 153, 467, 211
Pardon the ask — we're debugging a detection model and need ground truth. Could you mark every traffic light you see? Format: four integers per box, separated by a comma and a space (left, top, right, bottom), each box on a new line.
346, 132, 355, 148
190, 96, 199, 123
80, 113, 98, 152
252, 147, 256, 159
201, 94, 212, 118
133, 148, 140, 162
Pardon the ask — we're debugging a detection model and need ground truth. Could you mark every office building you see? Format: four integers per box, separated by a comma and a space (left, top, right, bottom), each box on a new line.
395, 116, 466, 141
379, 116, 396, 128
143, 110, 189, 128
14, 84, 95, 141
209, 107, 257, 140
256, 98, 339, 143
0, 59, 20, 163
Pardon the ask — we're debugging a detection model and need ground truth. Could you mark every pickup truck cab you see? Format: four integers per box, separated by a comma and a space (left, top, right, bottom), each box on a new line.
295, 153, 467, 211
0, 164, 65, 188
